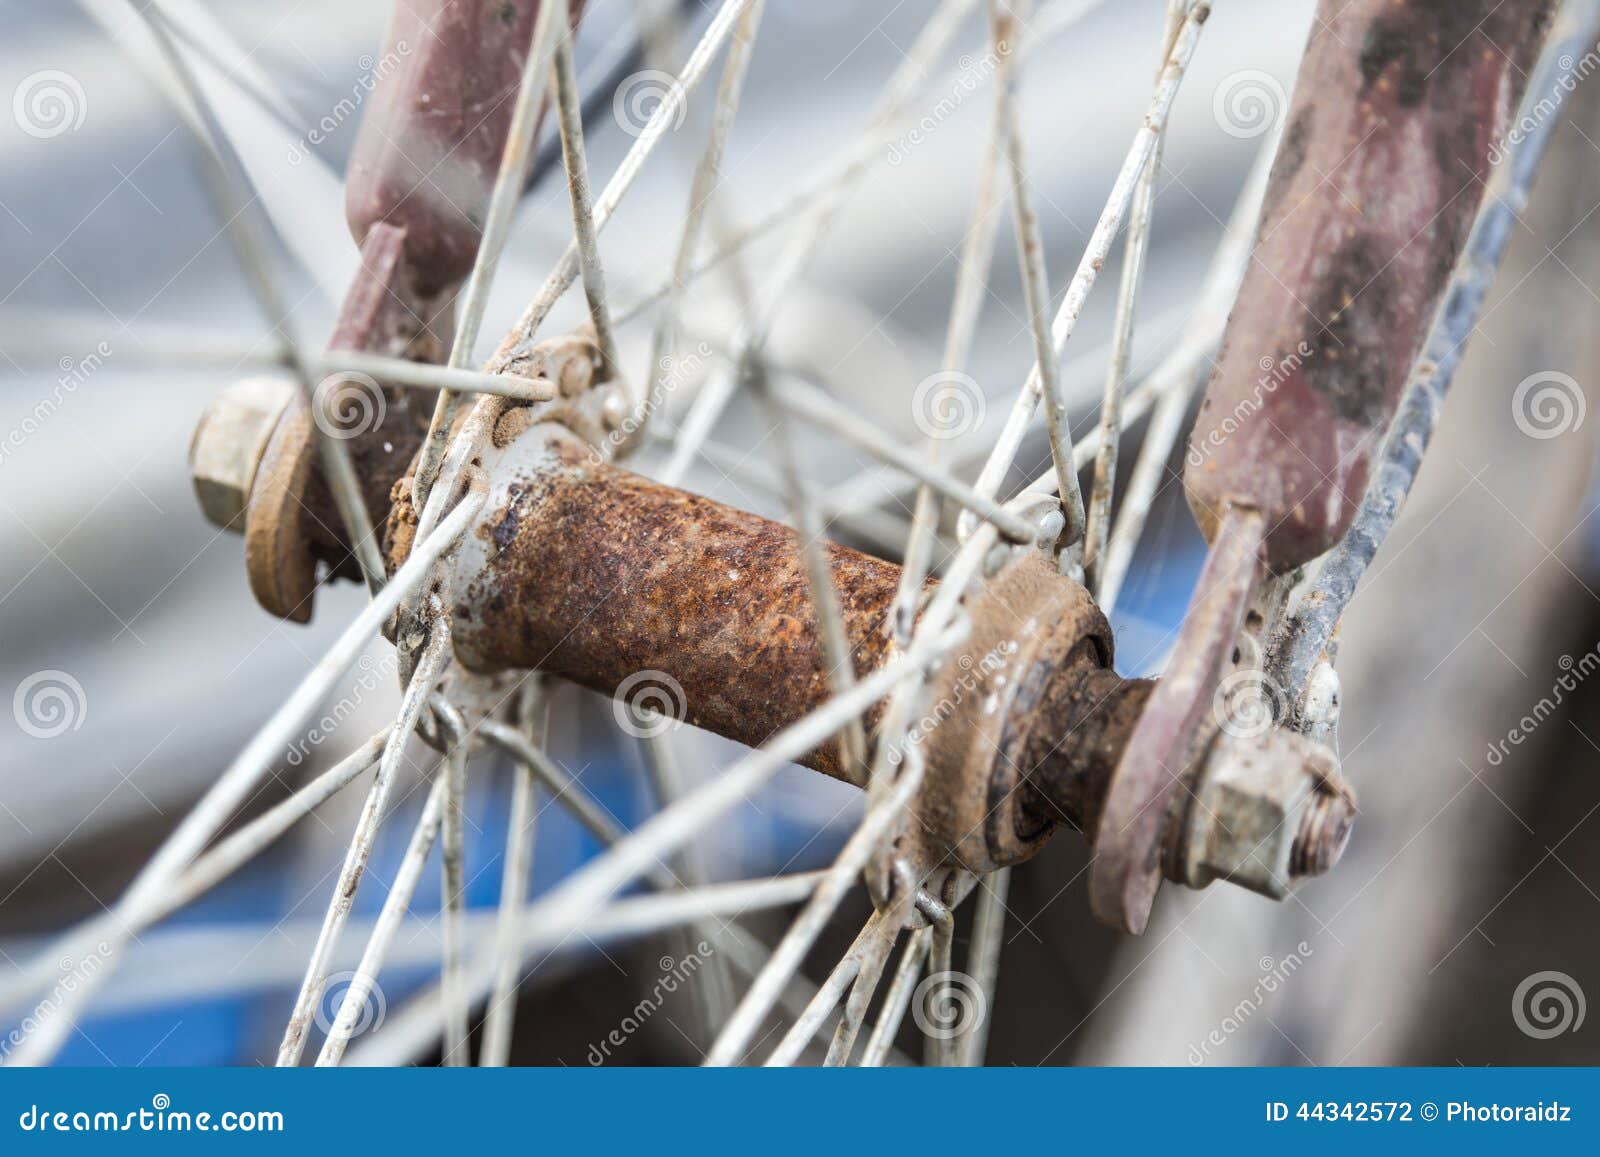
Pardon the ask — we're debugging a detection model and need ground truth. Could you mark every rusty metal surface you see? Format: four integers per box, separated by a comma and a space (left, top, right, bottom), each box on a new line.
910, 554, 1122, 874
443, 419, 909, 783
242, 1, 583, 623
244, 222, 442, 621
401, 421, 1155, 874
1090, 504, 1266, 934
1184, 0, 1556, 573
345, 0, 545, 295
1023, 666, 1154, 842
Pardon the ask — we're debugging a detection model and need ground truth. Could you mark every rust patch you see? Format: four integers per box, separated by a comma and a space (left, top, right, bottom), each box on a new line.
457, 451, 909, 782
1185, 0, 1556, 573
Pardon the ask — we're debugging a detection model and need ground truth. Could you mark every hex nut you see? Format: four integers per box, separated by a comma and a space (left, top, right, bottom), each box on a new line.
189, 377, 296, 532
1174, 729, 1334, 899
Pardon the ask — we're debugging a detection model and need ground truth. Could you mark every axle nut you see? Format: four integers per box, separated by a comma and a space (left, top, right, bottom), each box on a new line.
1170, 728, 1355, 899
189, 377, 296, 532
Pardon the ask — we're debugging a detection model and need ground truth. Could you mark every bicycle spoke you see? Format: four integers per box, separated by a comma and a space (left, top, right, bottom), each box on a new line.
479, 683, 549, 1068
318, 769, 450, 1068
613, 0, 1117, 334
955, 868, 1009, 1065
1095, 133, 1276, 614
823, 914, 903, 1066
411, 0, 567, 513
891, 79, 1009, 644
0, 731, 385, 1032
763, 911, 891, 1067
478, 719, 813, 1031
747, 357, 874, 782
277, 621, 455, 1067
551, 13, 623, 378
769, 377, 1038, 545
315, 352, 555, 403
1083, 0, 1189, 591
967, 2, 1209, 524
661, 0, 980, 483
647, 0, 765, 408
125, 0, 386, 592
344, 869, 828, 1066
2, 490, 482, 1067
637, 730, 737, 1040
705, 745, 929, 1065
491, 0, 758, 371
860, 926, 931, 1066
438, 703, 472, 1068
993, 0, 1085, 554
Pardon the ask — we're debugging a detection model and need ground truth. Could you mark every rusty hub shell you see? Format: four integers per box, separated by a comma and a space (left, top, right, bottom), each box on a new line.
393, 419, 1148, 874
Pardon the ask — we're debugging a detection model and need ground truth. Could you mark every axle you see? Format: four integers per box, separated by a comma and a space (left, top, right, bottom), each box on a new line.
191, 378, 1353, 914
381, 413, 1351, 887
